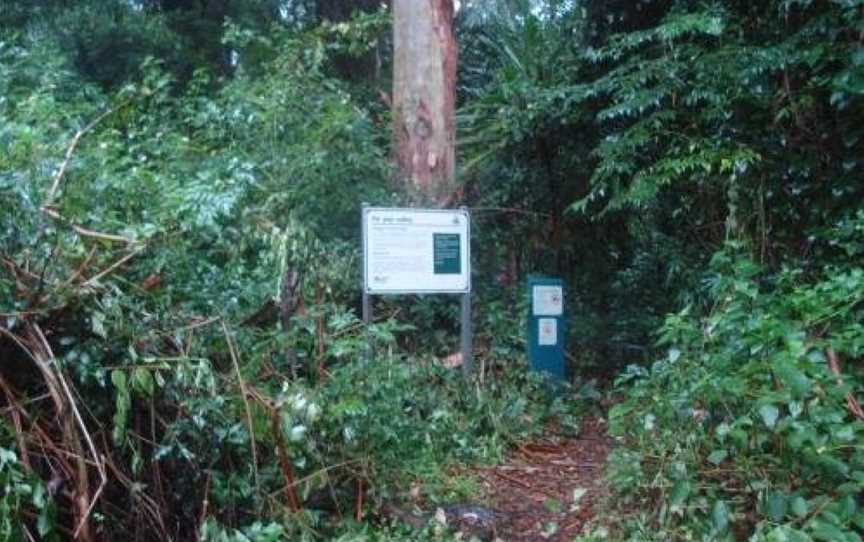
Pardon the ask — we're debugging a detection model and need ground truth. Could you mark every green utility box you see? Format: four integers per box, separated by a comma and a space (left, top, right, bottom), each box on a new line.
527, 277, 566, 379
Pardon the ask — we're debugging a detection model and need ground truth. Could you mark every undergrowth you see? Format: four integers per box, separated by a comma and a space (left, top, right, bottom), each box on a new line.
194, 353, 583, 541
581, 219, 864, 542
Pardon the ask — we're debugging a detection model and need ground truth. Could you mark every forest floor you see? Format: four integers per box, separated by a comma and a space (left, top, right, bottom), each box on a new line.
474, 416, 613, 541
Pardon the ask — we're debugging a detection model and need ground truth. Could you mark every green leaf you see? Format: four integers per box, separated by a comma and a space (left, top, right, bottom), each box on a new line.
543, 498, 563, 513
775, 361, 812, 397
571, 488, 588, 507
91, 311, 106, 339
809, 519, 848, 541
37, 506, 53, 536
760, 404, 780, 429
712, 499, 729, 533
669, 479, 691, 507
766, 491, 788, 522
832, 425, 856, 443
707, 449, 728, 465
791, 496, 810, 518
111, 369, 127, 391
132, 367, 154, 397
764, 526, 813, 542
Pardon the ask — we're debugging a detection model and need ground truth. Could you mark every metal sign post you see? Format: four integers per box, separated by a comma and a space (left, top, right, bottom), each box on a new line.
361, 205, 472, 375
460, 289, 473, 376
361, 204, 373, 363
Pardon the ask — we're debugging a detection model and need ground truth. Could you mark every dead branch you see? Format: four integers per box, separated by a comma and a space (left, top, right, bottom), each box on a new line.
827, 348, 864, 421
470, 206, 552, 218
221, 320, 261, 496
270, 410, 301, 512
1, 321, 106, 542
41, 207, 135, 245
264, 459, 361, 501
30, 324, 107, 541
82, 247, 146, 287
0, 373, 34, 472
355, 478, 364, 522
61, 247, 98, 288
44, 103, 127, 205
102, 448, 168, 538
198, 472, 212, 534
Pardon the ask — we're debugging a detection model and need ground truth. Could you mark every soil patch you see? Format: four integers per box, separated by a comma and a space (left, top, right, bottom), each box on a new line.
475, 416, 612, 541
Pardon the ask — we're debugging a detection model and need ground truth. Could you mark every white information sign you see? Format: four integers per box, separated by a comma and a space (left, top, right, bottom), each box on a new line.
538, 318, 558, 346
532, 285, 563, 316
363, 207, 470, 294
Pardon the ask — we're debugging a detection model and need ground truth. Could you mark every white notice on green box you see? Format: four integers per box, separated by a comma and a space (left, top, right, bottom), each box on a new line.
533, 285, 563, 316
538, 318, 557, 346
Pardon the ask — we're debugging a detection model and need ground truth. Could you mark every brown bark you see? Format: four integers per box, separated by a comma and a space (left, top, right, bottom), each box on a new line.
392, 0, 457, 205
271, 412, 301, 512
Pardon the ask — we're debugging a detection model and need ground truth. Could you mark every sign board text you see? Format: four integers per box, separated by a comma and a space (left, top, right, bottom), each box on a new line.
363, 208, 470, 294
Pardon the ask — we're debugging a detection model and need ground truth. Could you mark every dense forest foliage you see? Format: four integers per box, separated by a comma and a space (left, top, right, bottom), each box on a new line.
1, 0, 863, 540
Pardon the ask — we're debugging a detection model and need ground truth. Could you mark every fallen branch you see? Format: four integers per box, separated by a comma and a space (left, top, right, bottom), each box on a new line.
549, 460, 601, 469
488, 470, 561, 500
82, 247, 146, 287
41, 207, 135, 245
490, 470, 531, 489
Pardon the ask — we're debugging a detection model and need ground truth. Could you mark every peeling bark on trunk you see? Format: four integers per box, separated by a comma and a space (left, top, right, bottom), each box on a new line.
392, 0, 457, 205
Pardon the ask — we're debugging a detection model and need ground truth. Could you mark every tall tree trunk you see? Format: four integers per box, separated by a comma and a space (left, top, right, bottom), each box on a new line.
392, 0, 457, 205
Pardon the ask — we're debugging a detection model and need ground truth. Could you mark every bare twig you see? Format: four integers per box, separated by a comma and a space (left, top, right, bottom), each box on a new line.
82, 247, 145, 287
61, 246, 98, 288
101, 448, 167, 537
176, 317, 220, 332
0, 325, 64, 410
44, 104, 126, 205
470, 206, 551, 218
827, 349, 864, 421
198, 472, 212, 535
0, 374, 33, 472
355, 479, 364, 522
41, 207, 135, 245
271, 411, 301, 512
491, 469, 531, 489
222, 320, 261, 496
315, 280, 327, 380
265, 459, 361, 500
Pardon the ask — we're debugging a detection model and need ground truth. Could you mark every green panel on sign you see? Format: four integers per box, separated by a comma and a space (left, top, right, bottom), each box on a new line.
433, 233, 461, 274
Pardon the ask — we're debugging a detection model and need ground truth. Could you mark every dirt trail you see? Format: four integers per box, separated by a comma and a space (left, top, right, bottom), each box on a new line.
475, 416, 612, 541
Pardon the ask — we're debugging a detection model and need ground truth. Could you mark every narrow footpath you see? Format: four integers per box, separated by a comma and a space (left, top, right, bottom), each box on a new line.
475, 416, 613, 541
